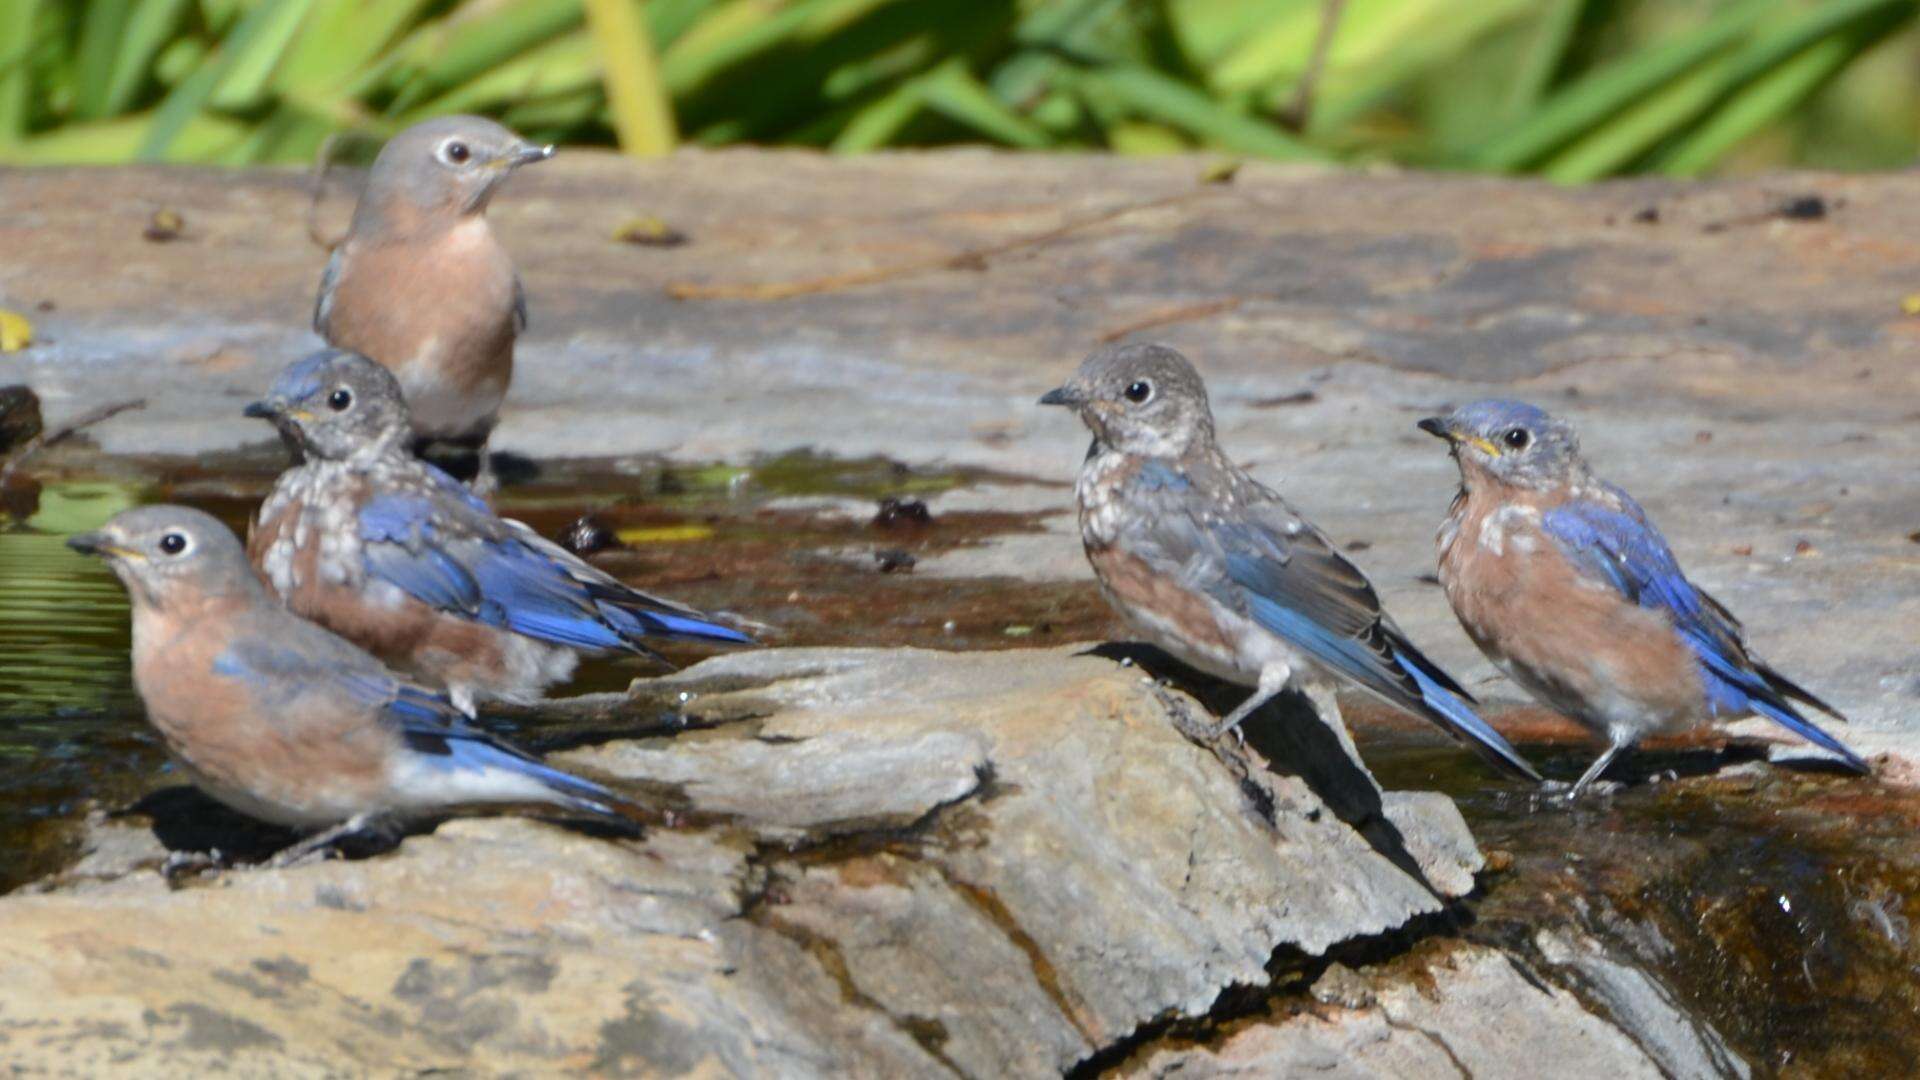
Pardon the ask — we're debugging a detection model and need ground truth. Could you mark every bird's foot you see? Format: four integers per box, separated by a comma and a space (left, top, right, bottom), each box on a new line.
159, 848, 228, 882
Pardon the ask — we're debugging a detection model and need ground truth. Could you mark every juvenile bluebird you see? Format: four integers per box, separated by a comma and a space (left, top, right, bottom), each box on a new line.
314, 115, 552, 491
67, 506, 645, 862
245, 349, 751, 716
1040, 343, 1540, 782
1420, 400, 1868, 796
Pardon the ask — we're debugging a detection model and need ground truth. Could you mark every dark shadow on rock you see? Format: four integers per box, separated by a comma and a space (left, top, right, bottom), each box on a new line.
1083, 642, 1446, 902
120, 786, 304, 863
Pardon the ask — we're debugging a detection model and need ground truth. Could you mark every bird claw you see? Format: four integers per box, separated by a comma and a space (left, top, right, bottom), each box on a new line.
159, 848, 227, 881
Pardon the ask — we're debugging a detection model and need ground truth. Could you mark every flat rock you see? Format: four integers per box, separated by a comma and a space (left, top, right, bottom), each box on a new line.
0, 645, 1488, 1076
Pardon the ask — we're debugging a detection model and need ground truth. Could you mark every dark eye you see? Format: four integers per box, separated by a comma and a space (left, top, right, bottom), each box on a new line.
327, 388, 353, 412
1503, 427, 1531, 450
1123, 380, 1153, 403
158, 533, 187, 556
444, 140, 470, 164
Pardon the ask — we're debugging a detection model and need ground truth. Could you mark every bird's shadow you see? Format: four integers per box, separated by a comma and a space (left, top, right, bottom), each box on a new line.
1084, 642, 1447, 900
119, 785, 642, 872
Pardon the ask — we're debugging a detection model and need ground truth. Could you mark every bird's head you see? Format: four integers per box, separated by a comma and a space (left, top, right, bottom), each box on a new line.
245, 349, 411, 461
1418, 399, 1583, 490
67, 505, 258, 610
1039, 342, 1216, 459
359, 114, 552, 226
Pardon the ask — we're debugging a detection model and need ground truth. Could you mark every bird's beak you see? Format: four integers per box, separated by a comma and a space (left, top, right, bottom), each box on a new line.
1038, 385, 1087, 407
1419, 417, 1500, 456
243, 400, 278, 420
67, 531, 138, 560
509, 143, 555, 168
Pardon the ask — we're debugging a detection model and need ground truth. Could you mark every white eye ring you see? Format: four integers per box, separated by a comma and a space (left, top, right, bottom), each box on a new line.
438, 138, 473, 166
157, 532, 192, 557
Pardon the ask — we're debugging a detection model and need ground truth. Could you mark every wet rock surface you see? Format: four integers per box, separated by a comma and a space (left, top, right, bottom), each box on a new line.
0, 646, 1721, 1076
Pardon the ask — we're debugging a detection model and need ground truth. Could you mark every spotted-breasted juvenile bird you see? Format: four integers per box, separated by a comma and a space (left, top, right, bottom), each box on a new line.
1420, 400, 1868, 796
1040, 343, 1540, 782
314, 115, 552, 493
68, 505, 646, 863
245, 350, 752, 716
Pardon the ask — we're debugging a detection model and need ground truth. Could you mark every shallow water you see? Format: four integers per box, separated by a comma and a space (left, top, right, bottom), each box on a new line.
4, 446, 1916, 1073
0, 448, 1110, 893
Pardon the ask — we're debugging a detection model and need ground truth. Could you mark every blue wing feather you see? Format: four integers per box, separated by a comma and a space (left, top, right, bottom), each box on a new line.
1542, 494, 1865, 771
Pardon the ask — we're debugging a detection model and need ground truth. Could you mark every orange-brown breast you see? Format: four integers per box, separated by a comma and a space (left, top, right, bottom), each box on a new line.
1441, 486, 1705, 730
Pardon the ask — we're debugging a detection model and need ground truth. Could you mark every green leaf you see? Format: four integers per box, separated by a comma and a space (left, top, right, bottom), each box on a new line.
919, 57, 1050, 147
1469, 0, 1776, 172
1076, 64, 1323, 160
136, 0, 314, 161
583, 0, 677, 155
0, 0, 42, 144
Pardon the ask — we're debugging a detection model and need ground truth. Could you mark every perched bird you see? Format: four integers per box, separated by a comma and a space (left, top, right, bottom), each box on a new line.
1420, 400, 1868, 796
1040, 343, 1540, 782
245, 350, 752, 716
314, 115, 552, 492
68, 505, 644, 861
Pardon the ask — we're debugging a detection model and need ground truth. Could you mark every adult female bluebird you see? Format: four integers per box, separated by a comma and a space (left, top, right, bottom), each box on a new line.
68, 506, 646, 863
1420, 400, 1869, 796
246, 350, 752, 716
315, 115, 552, 492
1039, 343, 1540, 782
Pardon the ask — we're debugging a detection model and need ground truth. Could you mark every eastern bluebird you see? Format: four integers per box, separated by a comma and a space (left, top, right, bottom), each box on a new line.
67, 505, 644, 862
244, 349, 752, 716
1420, 400, 1868, 796
1040, 343, 1540, 782
314, 115, 552, 492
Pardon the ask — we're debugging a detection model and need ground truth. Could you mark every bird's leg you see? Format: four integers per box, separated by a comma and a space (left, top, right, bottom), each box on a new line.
469, 450, 499, 502
1207, 663, 1292, 742
267, 814, 385, 869
1569, 739, 1630, 799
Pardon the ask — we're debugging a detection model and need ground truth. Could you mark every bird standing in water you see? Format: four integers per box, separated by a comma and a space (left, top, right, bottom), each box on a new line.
1420, 399, 1867, 796
70, 506, 648, 864
314, 115, 552, 493
1040, 342, 1540, 783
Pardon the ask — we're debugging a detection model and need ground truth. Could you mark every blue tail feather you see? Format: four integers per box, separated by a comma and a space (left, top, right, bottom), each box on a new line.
1398, 650, 1542, 782
600, 601, 754, 645
435, 734, 637, 821
1748, 697, 1869, 773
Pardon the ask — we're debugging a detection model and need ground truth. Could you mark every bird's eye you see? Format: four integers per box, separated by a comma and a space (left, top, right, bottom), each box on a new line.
158, 533, 188, 556
1124, 380, 1153, 404
327, 388, 353, 412
442, 140, 471, 165
1503, 427, 1531, 450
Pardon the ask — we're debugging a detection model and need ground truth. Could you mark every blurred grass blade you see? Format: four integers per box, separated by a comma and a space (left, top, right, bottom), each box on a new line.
1657, 1, 1917, 176
584, 0, 677, 155
0, 0, 41, 145
919, 57, 1049, 147
136, 0, 314, 161
385, 0, 583, 114
1505, 0, 1584, 117
1470, 0, 1775, 172
1078, 64, 1324, 160
207, 0, 316, 111
397, 31, 600, 122
7, 111, 248, 164
274, 0, 428, 97
830, 79, 922, 152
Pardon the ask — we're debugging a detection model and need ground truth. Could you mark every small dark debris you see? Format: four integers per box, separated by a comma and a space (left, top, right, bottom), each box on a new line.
143, 209, 185, 242
1779, 195, 1827, 221
1631, 205, 1660, 224
0, 385, 44, 454
1695, 431, 1712, 444
1794, 540, 1817, 556
873, 496, 933, 530
1346, 539, 1372, 553
1415, 573, 1442, 586
874, 548, 916, 574
1733, 544, 1754, 557
1252, 390, 1318, 409
1906, 530, 1920, 545
33, 300, 53, 313
657, 471, 687, 496
559, 514, 622, 556
611, 216, 688, 247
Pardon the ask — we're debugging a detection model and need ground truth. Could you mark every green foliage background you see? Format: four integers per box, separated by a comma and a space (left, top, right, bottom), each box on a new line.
1, 0, 1915, 179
